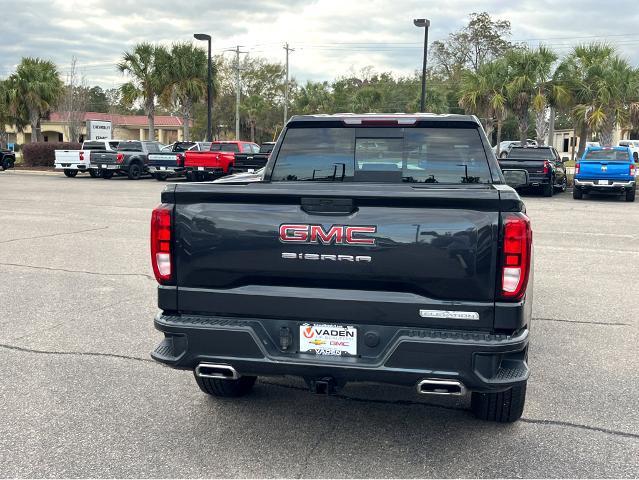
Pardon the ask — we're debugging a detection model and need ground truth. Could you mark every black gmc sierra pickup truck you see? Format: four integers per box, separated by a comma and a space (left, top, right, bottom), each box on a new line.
150, 114, 533, 423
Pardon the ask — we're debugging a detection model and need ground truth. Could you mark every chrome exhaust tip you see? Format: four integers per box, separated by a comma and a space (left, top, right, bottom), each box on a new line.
416, 379, 466, 396
195, 363, 240, 380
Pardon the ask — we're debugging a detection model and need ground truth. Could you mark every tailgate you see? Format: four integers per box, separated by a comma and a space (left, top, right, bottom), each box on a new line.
148, 153, 178, 167
55, 151, 84, 165
91, 152, 117, 165
578, 161, 632, 180
172, 184, 501, 330
498, 159, 545, 176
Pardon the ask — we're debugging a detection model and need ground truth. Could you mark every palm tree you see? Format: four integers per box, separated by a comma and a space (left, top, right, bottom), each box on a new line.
458, 59, 508, 143
118, 43, 168, 140
242, 94, 267, 142
505, 46, 557, 146
159, 42, 209, 141
6, 58, 64, 142
554, 44, 614, 155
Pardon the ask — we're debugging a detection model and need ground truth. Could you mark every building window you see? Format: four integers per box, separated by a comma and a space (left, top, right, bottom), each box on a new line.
563, 138, 569, 152
58, 133, 63, 142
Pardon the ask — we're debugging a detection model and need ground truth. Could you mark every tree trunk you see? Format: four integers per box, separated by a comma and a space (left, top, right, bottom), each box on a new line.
250, 118, 256, 143
496, 119, 503, 147
182, 113, 190, 142
147, 99, 155, 141
484, 117, 494, 144
29, 110, 40, 142
599, 111, 615, 147
535, 108, 548, 146
576, 123, 589, 159
518, 113, 528, 146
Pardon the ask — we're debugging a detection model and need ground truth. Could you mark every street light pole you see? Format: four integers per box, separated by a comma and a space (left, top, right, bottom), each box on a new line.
413, 18, 430, 113
283, 43, 295, 126
194, 33, 212, 141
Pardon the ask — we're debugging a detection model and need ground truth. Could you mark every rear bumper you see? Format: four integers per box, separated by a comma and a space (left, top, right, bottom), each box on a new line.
89, 163, 120, 170
55, 163, 89, 170
152, 313, 529, 393
186, 166, 224, 174
148, 166, 183, 174
574, 178, 635, 190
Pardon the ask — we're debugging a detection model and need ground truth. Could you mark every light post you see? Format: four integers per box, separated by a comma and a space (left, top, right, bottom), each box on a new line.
413, 18, 430, 113
194, 33, 212, 142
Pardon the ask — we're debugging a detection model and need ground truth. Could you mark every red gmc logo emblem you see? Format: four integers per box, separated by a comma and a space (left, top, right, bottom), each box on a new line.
279, 224, 377, 245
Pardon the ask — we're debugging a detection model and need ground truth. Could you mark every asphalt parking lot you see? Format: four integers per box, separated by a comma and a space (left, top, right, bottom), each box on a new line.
0, 171, 637, 478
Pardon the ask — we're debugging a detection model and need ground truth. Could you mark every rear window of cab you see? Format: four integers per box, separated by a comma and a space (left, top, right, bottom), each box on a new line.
584, 149, 630, 161
271, 126, 491, 184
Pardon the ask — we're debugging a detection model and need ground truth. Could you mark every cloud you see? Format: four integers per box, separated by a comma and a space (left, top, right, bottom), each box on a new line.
1, 0, 638, 88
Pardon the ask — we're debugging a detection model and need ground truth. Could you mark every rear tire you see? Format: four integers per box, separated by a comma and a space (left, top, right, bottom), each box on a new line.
127, 163, 142, 180
102, 170, 114, 179
63, 169, 78, 178
194, 372, 257, 397
557, 176, 567, 193
471, 382, 527, 423
89, 169, 100, 178
626, 188, 636, 202
573, 186, 583, 199
543, 177, 554, 197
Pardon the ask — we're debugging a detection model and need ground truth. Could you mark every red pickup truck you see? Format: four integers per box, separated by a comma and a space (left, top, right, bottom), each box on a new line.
184, 141, 259, 181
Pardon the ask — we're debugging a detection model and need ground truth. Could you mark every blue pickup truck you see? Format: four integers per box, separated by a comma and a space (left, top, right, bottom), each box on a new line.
574, 146, 636, 202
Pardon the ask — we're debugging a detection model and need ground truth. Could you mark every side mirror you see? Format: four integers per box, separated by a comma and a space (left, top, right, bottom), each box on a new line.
502, 169, 529, 189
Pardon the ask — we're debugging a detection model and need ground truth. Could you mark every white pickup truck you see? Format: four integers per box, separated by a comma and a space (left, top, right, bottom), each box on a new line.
54, 140, 120, 178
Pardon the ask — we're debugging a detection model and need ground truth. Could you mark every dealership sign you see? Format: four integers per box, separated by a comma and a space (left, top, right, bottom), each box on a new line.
87, 120, 112, 140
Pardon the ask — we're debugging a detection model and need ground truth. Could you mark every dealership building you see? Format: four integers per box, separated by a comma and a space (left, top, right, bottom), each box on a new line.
4, 111, 188, 145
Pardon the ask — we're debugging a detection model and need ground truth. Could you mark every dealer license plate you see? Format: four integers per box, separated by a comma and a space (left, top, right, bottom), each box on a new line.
248, 168, 255, 173
299, 324, 357, 356
198, 167, 204, 171
160, 166, 166, 171
599, 179, 609, 185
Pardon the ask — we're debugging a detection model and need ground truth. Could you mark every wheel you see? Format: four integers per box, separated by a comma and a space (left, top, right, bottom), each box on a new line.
499, 151, 508, 158
556, 176, 567, 193
64, 169, 78, 178
185, 171, 194, 182
194, 372, 256, 398
471, 382, 527, 423
102, 170, 114, 179
573, 186, 583, 199
626, 188, 636, 202
127, 163, 142, 180
153, 173, 168, 181
543, 177, 554, 197
1, 158, 12, 170
89, 169, 101, 178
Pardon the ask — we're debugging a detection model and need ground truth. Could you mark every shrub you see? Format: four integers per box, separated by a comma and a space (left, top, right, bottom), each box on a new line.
21, 142, 81, 167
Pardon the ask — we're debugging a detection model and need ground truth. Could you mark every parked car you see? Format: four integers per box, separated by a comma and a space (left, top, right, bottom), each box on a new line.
494, 139, 537, 158
147, 141, 211, 181
498, 146, 567, 196
1, 148, 16, 171
150, 113, 533, 423
55, 140, 120, 178
574, 146, 636, 202
231, 142, 275, 173
95, 140, 163, 179
184, 140, 259, 181
618, 140, 639, 163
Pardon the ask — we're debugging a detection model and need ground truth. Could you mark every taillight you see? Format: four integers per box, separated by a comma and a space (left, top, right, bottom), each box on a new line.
630, 164, 636, 177
542, 160, 550, 174
151, 204, 172, 284
176, 153, 184, 167
575, 163, 580, 175
79, 151, 84, 161
116, 153, 124, 164
499, 213, 532, 301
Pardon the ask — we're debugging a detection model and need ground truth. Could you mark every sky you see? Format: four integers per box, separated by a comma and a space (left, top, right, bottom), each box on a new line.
2, 0, 639, 91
